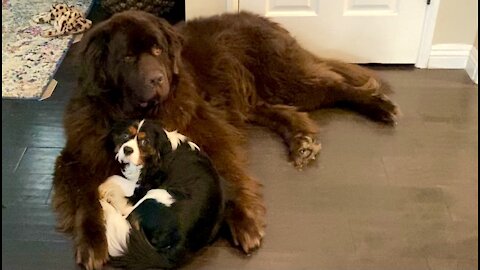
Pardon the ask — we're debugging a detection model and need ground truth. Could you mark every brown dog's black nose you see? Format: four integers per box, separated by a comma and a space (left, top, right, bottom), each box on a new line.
148, 73, 164, 86
124, 146, 134, 155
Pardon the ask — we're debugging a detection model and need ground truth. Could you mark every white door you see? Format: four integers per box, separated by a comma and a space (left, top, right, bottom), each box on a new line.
185, 0, 237, 20
239, 0, 428, 64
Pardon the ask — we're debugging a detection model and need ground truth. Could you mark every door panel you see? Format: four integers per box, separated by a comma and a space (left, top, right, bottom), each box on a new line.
344, 0, 398, 16
264, 0, 319, 16
240, 0, 427, 63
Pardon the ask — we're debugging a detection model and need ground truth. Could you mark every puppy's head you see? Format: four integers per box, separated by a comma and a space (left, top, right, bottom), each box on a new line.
112, 119, 172, 167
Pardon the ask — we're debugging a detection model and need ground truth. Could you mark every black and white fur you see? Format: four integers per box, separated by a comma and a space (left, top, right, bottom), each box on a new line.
99, 119, 226, 269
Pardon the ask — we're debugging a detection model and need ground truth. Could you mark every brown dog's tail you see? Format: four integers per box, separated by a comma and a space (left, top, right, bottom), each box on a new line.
109, 228, 177, 270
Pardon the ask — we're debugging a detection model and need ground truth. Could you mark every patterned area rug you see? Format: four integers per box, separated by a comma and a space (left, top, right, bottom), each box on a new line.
2, 0, 93, 99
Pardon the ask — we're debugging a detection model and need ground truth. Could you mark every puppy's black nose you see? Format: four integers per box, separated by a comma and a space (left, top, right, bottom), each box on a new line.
124, 146, 134, 155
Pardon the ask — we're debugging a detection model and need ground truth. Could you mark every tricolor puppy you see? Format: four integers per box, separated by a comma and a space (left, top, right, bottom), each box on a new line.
99, 119, 226, 269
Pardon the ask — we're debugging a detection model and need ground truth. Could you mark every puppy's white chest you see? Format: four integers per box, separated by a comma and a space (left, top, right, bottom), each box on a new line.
121, 163, 142, 183
109, 163, 143, 196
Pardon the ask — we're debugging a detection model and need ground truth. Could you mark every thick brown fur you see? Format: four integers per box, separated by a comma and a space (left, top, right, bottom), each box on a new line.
52, 10, 399, 269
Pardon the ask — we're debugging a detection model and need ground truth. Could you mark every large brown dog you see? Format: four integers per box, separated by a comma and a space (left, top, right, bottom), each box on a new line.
52, 10, 399, 269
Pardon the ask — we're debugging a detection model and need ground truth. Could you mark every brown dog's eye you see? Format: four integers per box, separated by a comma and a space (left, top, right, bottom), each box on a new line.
124, 55, 136, 63
152, 46, 162, 56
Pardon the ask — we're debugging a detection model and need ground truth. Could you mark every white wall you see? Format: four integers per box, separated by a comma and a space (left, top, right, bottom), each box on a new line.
432, 0, 478, 45
428, 0, 477, 72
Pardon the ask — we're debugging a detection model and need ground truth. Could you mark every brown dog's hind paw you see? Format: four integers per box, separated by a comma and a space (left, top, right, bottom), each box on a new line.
290, 134, 321, 169
367, 93, 401, 125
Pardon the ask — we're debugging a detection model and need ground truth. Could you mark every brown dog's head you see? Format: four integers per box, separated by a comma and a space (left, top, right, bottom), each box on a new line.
78, 11, 183, 115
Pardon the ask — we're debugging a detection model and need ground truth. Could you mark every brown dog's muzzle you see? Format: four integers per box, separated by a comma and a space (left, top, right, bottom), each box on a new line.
137, 54, 170, 105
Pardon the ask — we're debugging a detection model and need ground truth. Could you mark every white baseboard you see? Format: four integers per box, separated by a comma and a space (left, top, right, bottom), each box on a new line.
427, 44, 473, 69
466, 47, 478, 84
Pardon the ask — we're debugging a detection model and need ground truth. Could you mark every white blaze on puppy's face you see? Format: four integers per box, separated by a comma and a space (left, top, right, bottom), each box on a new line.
115, 137, 141, 165
115, 119, 146, 166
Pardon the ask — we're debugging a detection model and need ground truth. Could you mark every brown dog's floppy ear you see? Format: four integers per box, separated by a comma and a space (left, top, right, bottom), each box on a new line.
77, 20, 111, 94
154, 17, 184, 75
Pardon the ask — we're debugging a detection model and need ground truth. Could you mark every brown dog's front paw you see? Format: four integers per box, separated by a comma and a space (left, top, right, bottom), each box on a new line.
228, 204, 266, 254
290, 134, 321, 169
75, 241, 108, 270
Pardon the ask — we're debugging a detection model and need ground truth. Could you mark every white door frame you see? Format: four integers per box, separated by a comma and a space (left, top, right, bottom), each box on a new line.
187, 0, 440, 67
226, 0, 239, 12
415, 0, 441, 68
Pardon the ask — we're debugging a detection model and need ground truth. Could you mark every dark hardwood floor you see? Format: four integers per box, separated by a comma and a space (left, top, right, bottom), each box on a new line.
1, 4, 478, 270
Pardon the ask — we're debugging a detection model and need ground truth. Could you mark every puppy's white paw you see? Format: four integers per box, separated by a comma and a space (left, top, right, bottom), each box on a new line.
145, 189, 175, 207
99, 199, 116, 215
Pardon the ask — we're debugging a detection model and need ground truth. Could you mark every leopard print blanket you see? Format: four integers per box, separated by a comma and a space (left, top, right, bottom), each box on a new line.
32, 3, 92, 37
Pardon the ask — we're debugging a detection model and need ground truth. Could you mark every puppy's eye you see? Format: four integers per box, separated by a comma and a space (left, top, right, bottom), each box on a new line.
124, 55, 136, 63
140, 139, 149, 147
121, 133, 130, 140
152, 46, 162, 56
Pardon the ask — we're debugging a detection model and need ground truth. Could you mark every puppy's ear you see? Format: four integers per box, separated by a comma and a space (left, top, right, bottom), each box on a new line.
152, 133, 164, 168
150, 121, 173, 156
77, 20, 111, 94
154, 17, 184, 75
